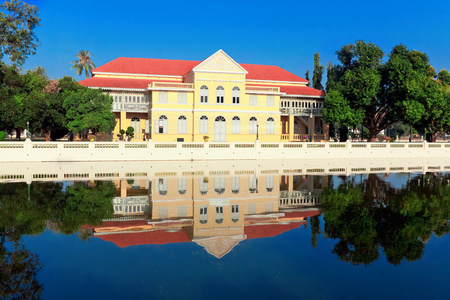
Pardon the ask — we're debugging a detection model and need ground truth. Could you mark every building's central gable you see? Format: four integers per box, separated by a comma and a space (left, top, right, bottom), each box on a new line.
192, 50, 248, 74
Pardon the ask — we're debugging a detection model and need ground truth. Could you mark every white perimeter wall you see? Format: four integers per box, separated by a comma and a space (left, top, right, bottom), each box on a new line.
0, 140, 449, 163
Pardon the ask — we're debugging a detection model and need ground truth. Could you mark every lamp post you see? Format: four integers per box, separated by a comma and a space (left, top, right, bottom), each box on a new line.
26, 121, 30, 140
409, 124, 412, 143
256, 124, 259, 140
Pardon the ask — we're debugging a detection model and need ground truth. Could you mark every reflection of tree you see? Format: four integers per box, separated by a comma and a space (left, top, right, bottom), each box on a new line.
0, 181, 115, 239
0, 237, 43, 300
310, 216, 321, 248
0, 180, 116, 298
321, 173, 450, 265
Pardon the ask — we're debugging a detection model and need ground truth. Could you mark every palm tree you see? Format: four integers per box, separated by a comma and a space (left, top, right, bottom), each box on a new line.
70, 50, 96, 78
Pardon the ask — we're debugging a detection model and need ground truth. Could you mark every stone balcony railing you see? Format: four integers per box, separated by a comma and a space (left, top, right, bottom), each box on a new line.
112, 103, 149, 112
280, 107, 323, 116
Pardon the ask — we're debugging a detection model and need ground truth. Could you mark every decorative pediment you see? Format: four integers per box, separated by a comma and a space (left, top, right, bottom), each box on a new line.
193, 50, 248, 74
193, 234, 247, 258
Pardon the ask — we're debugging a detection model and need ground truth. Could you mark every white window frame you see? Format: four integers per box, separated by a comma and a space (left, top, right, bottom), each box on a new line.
266, 95, 274, 106
216, 86, 224, 104
178, 115, 187, 134
158, 91, 168, 103
267, 117, 275, 134
155, 115, 168, 134
232, 86, 240, 104
249, 95, 257, 106
200, 85, 209, 103
178, 91, 187, 104
249, 117, 257, 134
199, 115, 208, 134
232, 116, 240, 134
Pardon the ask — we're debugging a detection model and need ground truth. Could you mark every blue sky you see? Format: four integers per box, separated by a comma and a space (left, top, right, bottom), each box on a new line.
22, 0, 450, 81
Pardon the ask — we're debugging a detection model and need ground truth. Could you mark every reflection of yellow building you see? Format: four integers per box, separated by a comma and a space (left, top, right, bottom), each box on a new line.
80, 50, 327, 142
89, 174, 327, 258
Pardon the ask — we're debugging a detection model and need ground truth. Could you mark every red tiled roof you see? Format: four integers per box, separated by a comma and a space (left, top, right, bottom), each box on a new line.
92, 57, 199, 76
95, 229, 191, 248
241, 64, 307, 82
279, 85, 326, 97
89, 57, 308, 83
79, 77, 161, 89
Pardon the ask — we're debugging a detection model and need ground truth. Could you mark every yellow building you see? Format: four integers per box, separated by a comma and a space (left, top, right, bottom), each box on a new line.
80, 50, 327, 142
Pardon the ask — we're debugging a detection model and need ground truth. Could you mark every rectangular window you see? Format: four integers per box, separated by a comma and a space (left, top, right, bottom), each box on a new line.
232, 96, 240, 104
266, 95, 274, 106
158, 91, 168, 103
178, 92, 187, 104
249, 95, 257, 106
216, 96, 224, 103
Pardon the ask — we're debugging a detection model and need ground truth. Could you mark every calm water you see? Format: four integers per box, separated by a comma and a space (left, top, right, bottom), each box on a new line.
1, 172, 449, 299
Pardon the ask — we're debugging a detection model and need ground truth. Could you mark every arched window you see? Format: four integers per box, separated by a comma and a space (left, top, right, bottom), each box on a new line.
232, 116, 240, 134
199, 206, 208, 224
216, 86, 224, 103
266, 175, 274, 192
199, 177, 208, 195
178, 115, 187, 134
214, 177, 226, 194
249, 117, 258, 134
231, 205, 239, 222
232, 86, 240, 104
199, 116, 208, 134
231, 177, 240, 194
267, 117, 275, 134
178, 178, 187, 195
249, 176, 258, 193
158, 178, 168, 195
215, 206, 224, 224
214, 116, 226, 142
155, 115, 168, 134
131, 117, 140, 134
200, 85, 208, 103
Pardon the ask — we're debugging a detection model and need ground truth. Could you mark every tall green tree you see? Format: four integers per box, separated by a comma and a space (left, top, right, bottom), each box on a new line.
312, 52, 324, 91
304, 70, 310, 87
323, 41, 436, 142
70, 50, 96, 78
437, 69, 450, 86
63, 86, 115, 135
0, 0, 40, 67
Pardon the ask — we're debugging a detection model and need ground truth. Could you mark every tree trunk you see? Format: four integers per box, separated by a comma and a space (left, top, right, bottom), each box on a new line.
15, 128, 21, 140
339, 126, 348, 142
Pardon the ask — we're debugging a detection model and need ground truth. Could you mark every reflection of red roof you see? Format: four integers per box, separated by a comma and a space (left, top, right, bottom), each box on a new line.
279, 85, 326, 97
96, 229, 191, 248
88, 57, 308, 83
245, 221, 305, 240
281, 210, 321, 219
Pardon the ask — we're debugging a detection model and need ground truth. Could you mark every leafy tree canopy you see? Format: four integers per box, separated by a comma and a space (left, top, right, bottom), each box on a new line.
0, 0, 40, 66
324, 41, 440, 142
63, 87, 116, 134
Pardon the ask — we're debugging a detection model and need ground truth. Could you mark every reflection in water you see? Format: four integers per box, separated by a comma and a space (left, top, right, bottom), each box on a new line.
1, 171, 450, 298
322, 173, 450, 265
90, 174, 324, 258
0, 181, 115, 299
